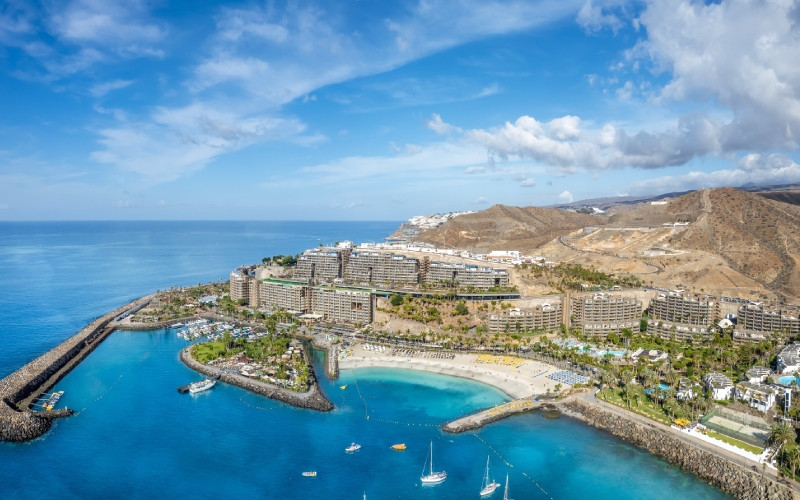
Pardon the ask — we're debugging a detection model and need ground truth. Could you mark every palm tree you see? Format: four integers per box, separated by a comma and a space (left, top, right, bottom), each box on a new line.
784, 444, 800, 479
768, 422, 796, 450
663, 398, 678, 420
600, 370, 617, 397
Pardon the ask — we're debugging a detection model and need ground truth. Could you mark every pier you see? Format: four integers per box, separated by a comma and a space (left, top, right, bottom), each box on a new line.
442, 397, 547, 433
0, 295, 153, 442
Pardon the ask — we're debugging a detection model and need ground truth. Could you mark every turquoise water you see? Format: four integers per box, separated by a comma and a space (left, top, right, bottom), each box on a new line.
0, 222, 729, 498
778, 376, 800, 386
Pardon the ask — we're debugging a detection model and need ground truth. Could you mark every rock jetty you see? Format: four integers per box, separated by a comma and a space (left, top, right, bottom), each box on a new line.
180, 348, 333, 412
0, 295, 153, 442
561, 399, 796, 500
443, 397, 545, 433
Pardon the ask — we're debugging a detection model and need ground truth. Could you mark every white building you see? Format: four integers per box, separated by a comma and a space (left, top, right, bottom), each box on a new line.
703, 372, 733, 400
777, 344, 800, 374
744, 366, 771, 384
734, 382, 776, 413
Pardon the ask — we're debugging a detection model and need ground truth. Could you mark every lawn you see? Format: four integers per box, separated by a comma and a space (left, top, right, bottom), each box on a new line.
599, 387, 672, 425
704, 429, 764, 455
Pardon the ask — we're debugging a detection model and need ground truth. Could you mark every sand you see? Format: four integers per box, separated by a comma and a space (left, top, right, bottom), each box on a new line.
337, 344, 563, 399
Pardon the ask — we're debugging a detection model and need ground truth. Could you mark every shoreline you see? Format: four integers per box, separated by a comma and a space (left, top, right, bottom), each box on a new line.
337, 343, 562, 399
0, 295, 154, 442
179, 347, 333, 412
560, 398, 796, 500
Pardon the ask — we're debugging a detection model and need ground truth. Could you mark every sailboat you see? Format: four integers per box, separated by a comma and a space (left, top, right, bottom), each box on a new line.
479, 455, 500, 496
420, 441, 447, 484
503, 473, 512, 500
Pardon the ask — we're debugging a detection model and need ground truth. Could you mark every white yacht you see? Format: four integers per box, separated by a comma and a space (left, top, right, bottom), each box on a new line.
345, 442, 361, 453
188, 378, 216, 394
479, 455, 500, 496
420, 441, 447, 484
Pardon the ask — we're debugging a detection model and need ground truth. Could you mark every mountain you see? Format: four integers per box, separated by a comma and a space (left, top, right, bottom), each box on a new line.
412, 204, 600, 253
410, 188, 800, 299
664, 188, 800, 298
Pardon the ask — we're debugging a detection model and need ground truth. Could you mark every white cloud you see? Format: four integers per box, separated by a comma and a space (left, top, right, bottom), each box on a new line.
90, 102, 320, 181
426, 114, 463, 135
634, 0, 800, 152
90, 79, 133, 97
576, 0, 625, 33
628, 154, 800, 195
520, 178, 536, 187
473, 196, 489, 204
558, 190, 574, 203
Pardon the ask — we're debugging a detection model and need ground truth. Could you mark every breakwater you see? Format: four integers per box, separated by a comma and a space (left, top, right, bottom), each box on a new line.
0, 295, 153, 442
443, 397, 545, 433
561, 399, 796, 500
180, 347, 333, 412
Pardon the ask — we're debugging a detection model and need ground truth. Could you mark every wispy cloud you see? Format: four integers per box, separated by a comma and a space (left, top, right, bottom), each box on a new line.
90, 79, 133, 97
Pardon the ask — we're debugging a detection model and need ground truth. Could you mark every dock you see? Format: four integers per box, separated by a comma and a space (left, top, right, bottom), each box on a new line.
442, 397, 546, 433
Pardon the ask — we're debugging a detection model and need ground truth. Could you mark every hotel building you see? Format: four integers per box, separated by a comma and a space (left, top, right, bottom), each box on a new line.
343, 251, 419, 286
570, 293, 642, 336
487, 304, 561, 334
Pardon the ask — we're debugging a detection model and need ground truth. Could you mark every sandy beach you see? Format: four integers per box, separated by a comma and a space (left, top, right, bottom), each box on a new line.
338, 343, 563, 399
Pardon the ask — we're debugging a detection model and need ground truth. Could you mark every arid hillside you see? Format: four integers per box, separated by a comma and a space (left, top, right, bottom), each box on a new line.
410, 188, 800, 300
665, 188, 800, 298
413, 204, 600, 253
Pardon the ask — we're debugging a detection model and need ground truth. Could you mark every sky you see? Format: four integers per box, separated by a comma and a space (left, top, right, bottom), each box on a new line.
2, 0, 800, 221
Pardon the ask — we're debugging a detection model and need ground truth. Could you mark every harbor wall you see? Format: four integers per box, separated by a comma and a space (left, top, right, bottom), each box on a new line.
180, 348, 333, 412
0, 295, 153, 442
560, 399, 797, 500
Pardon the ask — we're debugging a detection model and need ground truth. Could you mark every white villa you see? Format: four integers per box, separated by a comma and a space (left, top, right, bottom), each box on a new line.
703, 372, 734, 400
734, 382, 777, 413
744, 366, 771, 384
777, 344, 800, 374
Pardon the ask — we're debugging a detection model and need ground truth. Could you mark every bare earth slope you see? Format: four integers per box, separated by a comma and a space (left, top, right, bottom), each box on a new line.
666, 188, 800, 298
410, 189, 800, 300
413, 204, 601, 253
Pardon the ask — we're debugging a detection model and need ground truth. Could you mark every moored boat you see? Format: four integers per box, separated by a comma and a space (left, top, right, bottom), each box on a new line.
479, 455, 500, 496
188, 378, 216, 394
420, 441, 446, 484
340, 384, 347, 390
391, 443, 406, 451
42, 391, 64, 411
302, 471, 317, 477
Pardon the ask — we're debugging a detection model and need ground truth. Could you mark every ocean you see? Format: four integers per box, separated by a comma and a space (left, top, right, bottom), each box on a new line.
0, 221, 729, 499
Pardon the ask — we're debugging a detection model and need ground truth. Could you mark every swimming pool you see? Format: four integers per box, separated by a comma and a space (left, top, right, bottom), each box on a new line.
778, 376, 800, 386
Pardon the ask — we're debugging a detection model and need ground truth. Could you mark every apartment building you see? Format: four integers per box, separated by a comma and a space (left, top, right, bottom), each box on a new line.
259, 279, 309, 312
703, 372, 733, 400
487, 304, 561, 334
229, 268, 251, 302
294, 248, 350, 281
777, 343, 800, 374
646, 321, 710, 342
570, 293, 642, 336
423, 261, 509, 289
344, 251, 419, 286
310, 287, 372, 325
649, 291, 719, 326
737, 302, 800, 336
734, 382, 776, 413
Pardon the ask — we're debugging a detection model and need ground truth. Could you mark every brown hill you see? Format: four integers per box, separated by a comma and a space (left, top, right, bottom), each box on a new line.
412, 204, 600, 253
664, 187, 800, 298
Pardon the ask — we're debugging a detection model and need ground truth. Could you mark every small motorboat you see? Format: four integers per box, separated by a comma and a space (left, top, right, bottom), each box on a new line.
391, 443, 406, 451
346, 442, 361, 453
302, 471, 317, 477
340, 384, 348, 390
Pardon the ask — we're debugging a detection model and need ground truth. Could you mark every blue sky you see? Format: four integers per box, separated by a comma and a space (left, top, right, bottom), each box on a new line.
2, 0, 800, 220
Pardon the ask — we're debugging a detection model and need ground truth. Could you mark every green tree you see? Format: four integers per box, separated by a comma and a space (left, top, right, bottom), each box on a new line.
454, 300, 469, 316
390, 293, 404, 307
768, 422, 796, 449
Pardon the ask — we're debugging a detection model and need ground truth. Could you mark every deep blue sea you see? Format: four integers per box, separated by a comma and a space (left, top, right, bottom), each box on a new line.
0, 221, 729, 499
